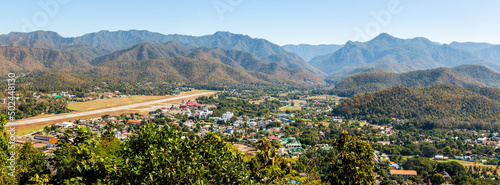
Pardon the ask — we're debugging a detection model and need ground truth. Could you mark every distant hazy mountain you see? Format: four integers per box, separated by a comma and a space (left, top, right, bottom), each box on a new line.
310, 33, 500, 76
332, 65, 500, 97
0, 30, 324, 76
325, 66, 392, 84
473, 45, 500, 63
0, 46, 91, 75
282, 44, 343, 62
449, 41, 494, 52
450, 42, 500, 64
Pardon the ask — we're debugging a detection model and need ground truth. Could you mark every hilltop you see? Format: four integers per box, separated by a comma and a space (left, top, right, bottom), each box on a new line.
331, 65, 500, 97
332, 84, 500, 122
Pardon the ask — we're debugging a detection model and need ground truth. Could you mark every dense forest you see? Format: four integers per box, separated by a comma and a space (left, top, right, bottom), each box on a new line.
332, 65, 500, 97
332, 84, 500, 122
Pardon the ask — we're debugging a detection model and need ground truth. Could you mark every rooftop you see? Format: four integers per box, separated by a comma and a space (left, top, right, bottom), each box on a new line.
390, 170, 417, 176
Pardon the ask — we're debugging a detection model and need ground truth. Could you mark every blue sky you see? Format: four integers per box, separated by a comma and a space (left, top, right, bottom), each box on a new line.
1, 0, 499, 45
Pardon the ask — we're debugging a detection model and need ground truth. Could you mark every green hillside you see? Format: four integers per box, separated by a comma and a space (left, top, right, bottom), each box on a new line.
0, 46, 92, 75
332, 84, 500, 122
331, 65, 500, 97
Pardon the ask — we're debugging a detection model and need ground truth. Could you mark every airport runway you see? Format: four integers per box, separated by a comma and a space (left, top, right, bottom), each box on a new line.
6, 92, 214, 126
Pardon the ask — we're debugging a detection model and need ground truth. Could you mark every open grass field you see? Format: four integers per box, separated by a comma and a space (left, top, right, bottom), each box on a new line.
249, 97, 277, 104
68, 95, 168, 111
307, 95, 343, 101
180, 90, 216, 95
279, 106, 302, 111
277, 100, 306, 112
437, 159, 500, 174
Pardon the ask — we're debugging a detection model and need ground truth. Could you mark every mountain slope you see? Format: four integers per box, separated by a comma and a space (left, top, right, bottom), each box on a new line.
331, 65, 500, 97
0, 31, 112, 61
88, 52, 291, 86
0, 46, 92, 75
332, 84, 500, 122
474, 45, 500, 63
453, 64, 500, 88
91, 43, 325, 84
310, 33, 500, 76
449, 41, 493, 52
90, 42, 191, 65
282, 44, 343, 62
450, 42, 500, 65
163, 31, 325, 76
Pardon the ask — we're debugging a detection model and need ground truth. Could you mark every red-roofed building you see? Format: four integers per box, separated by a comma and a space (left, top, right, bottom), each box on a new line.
186, 100, 201, 106
268, 136, 279, 140
180, 100, 201, 109
127, 119, 142, 125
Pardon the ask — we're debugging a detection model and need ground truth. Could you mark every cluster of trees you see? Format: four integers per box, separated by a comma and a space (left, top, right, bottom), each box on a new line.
6, 71, 207, 97
197, 93, 285, 118
0, 92, 71, 120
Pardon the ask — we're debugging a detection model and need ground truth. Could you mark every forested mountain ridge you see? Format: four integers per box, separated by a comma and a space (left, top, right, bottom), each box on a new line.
90, 42, 191, 66
331, 65, 500, 97
332, 84, 500, 122
89, 57, 267, 85
88, 42, 325, 84
0, 46, 92, 75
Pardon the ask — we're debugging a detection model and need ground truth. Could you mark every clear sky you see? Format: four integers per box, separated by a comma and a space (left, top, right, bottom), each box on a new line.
1, 0, 499, 45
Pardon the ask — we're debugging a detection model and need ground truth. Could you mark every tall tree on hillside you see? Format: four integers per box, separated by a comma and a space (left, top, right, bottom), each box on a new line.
17, 141, 51, 184
248, 137, 291, 184
50, 126, 116, 184
324, 130, 375, 185
0, 114, 16, 184
118, 121, 250, 184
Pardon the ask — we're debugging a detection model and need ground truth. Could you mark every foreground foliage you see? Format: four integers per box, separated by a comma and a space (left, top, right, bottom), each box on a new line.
323, 130, 375, 185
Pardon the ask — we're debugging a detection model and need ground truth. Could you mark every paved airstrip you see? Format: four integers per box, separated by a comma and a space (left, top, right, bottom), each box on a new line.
6, 92, 214, 126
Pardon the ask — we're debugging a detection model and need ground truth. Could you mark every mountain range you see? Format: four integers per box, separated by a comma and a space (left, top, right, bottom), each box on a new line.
0, 41, 325, 87
2, 30, 500, 91
0, 30, 324, 77
86, 42, 324, 85
310, 33, 500, 78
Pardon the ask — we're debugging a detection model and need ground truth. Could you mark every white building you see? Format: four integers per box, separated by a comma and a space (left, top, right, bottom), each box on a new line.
222, 112, 234, 120
248, 121, 257, 127
198, 108, 213, 119
185, 108, 192, 117
58, 122, 74, 128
